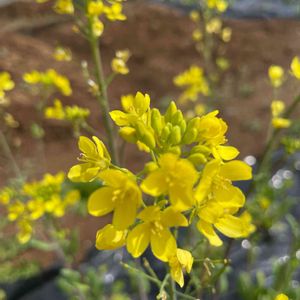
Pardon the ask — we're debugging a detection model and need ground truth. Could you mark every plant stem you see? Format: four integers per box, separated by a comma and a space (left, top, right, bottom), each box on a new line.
0, 130, 22, 178
170, 276, 177, 300
88, 28, 118, 164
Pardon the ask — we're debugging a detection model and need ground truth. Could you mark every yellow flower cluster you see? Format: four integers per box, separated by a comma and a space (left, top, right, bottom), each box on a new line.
206, 0, 228, 13
68, 91, 255, 287
0, 173, 80, 244
44, 99, 90, 124
23, 69, 72, 96
87, 0, 126, 37
174, 66, 210, 103
271, 100, 291, 129
0, 72, 14, 99
275, 294, 289, 300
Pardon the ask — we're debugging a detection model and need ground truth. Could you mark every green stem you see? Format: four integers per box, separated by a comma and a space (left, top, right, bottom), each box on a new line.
88, 24, 118, 164
170, 276, 177, 300
0, 130, 22, 178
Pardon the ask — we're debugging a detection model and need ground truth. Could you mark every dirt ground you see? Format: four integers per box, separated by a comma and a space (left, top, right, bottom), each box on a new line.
0, 0, 300, 267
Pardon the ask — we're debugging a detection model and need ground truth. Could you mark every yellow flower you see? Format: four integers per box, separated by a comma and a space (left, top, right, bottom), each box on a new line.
221, 27, 232, 43
291, 56, 300, 79
190, 10, 200, 22
44, 99, 65, 120
195, 159, 252, 246
192, 29, 203, 42
268, 65, 284, 88
206, 18, 222, 34
271, 100, 285, 117
207, 0, 228, 12
104, 3, 126, 21
272, 118, 291, 129
126, 206, 188, 261
0, 72, 15, 98
95, 224, 127, 250
168, 248, 193, 287
17, 219, 33, 244
275, 294, 289, 300
141, 153, 198, 211
87, 0, 104, 16
111, 50, 130, 75
8, 201, 25, 221
53, 0, 74, 14
88, 169, 142, 230
45, 99, 90, 123
27, 199, 46, 220
174, 66, 210, 103
53, 46, 72, 62
216, 57, 230, 71
68, 136, 111, 182
91, 18, 104, 37
23, 69, 72, 96
271, 100, 290, 129
0, 187, 13, 205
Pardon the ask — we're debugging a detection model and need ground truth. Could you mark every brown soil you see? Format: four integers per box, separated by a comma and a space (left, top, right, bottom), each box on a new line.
0, 0, 300, 268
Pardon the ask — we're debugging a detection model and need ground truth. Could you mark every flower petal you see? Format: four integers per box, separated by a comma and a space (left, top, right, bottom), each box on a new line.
140, 170, 168, 196
88, 187, 114, 216
197, 219, 222, 247
151, 228, 177, 262
127, 223, 150, 258
113, 200, 137, 230
161, 207, 188, 227
215, 215, 244, 238
219, 160, 252, 181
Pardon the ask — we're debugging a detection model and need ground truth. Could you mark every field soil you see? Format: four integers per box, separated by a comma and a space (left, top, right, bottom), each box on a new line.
0, 0, 300, 267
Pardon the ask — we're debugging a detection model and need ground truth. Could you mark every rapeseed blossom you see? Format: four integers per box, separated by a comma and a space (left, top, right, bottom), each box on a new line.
126, 206, 188, 261
23, 69, 72, 96
68, 136, 111, 182
88, 169, 142, 230
291, 56, 300, 79
1, 173, 80, 243
174, 66, 210, 103
268, 65, 284, 88
275, 294, 289, 300
0, 72, 14, 99
168, 248, 193, 287
271, 100, 291, 129
111, 50, 130, 75
141, 153, 198, 211
53, 46, 72, 61
68, 91, 255, 287
206, 0, 228, 13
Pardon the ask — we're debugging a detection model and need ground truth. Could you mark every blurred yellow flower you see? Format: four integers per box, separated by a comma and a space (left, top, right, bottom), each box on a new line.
53, 46, 72, 62
268, 65, 284, 88
291, 56, 300, 79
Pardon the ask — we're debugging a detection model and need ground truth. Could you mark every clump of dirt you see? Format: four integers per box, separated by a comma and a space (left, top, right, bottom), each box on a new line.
0, 0, 300, 267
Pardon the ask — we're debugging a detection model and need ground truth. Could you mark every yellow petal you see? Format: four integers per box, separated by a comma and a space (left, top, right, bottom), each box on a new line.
127, 223, 150, 258
275, 294, 289, 300
197, 219, 222, 247
88, 187, 114, 216
110, 110, 130, 126
137, 206, 161, 222
177, 249, 193, 273
150, 228, 177, 262
161, 207, 188, 227
217, 146, 239, 160
140, 170, 168, 196
96, 224, 126, 250
219, 160, 252, 181
113, 200, 137, 230
215, 215, 244, 238
68, 163, 99, 182
78, 136, 97, 156
213, 184, 245, 208
170, 262, 184, 288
